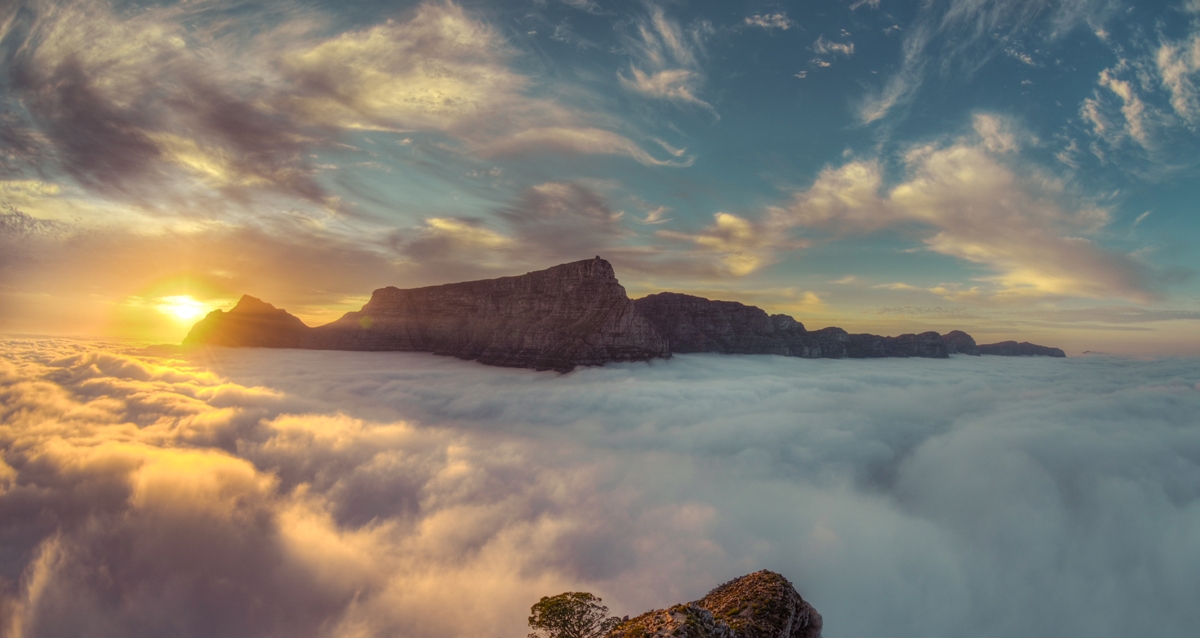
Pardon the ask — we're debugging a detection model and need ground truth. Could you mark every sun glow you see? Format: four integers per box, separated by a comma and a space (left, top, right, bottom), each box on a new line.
155, 295, 209, 322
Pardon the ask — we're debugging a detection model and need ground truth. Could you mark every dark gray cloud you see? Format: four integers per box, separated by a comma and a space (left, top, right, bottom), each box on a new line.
1, 0, 330, 204
2, 340, 1199, 637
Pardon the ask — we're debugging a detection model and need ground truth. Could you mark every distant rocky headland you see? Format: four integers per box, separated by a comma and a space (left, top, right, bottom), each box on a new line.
184, 257, 1065, 371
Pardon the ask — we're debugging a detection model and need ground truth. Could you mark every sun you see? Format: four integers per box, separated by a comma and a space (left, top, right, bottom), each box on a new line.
155, 295, 209, 322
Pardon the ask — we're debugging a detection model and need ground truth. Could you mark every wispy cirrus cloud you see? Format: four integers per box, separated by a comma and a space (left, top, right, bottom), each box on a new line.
1083, 64, 1153, 149
858, 0, 1117, 124
1155, 29, 1200, 127
618, 5, 716, 116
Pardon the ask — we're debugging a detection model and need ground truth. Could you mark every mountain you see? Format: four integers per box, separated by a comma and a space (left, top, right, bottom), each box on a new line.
634, 292, 949, 358
184, 257, 1066, 370
186, 257, 668, 372
941, 330, 981, 355
606, 570, 822, 638
183, 295, 308, 348
976, 340, 1066, 357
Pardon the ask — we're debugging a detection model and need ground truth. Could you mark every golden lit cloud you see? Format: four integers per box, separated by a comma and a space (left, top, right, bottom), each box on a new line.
282, 3, 523, 132
480, 127, 691, 167
768, 136, 1152, 302
149, 134, 270, 188
658, 212, 809, 276
422, 217, 514, 250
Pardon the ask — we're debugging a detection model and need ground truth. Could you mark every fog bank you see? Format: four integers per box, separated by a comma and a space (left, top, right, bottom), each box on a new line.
2, 339, 1199, 637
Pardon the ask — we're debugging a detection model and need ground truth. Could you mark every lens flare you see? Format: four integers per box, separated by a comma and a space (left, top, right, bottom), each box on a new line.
156, 295, 209, 322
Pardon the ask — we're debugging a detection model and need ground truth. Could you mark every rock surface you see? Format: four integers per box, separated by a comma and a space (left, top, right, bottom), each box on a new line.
977, 340, 1066, 357
632, 292, 811, 356
184, 258, 1066, 369
634, 293, 949, 358
606, 570, 821, 638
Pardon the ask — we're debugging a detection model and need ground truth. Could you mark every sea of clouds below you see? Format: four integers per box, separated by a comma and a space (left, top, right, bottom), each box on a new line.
1, 338, 1199, 638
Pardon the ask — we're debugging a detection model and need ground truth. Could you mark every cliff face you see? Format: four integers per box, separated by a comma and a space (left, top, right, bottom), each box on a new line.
606, 570, 821, 638
632, 293, 811, 356
634, 293, 949, 359
306, 257, 668, 371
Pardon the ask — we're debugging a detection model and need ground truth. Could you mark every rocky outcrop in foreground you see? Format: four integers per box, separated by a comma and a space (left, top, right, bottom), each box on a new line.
606, 570, 821, 638
184, 257, 1066, 370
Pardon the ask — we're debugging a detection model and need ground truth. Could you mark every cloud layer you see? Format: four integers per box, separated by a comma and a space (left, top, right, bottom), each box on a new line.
3, 340, 1199, 637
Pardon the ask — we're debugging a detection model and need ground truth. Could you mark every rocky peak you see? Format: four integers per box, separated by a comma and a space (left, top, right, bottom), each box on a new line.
941, 330, 981, 355
606, 570, 821, 638
183, 295, 309, 348
699, 570, 821, 638
229, 294, 283, 314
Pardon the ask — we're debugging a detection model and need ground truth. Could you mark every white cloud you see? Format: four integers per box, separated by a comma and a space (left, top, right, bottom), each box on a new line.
559, 0, 603, 13
618, 67, 710, 110
1156, 32, 1200, 125
763, 136, 1154, 302
972, 113, 1018, 153
1004, 47, 1037, 66
813, 35, 855, 57
744, 14, 793, 31
619, 6, 716, 115
1097, 68, 1151, 146
3, 340, 1200, 637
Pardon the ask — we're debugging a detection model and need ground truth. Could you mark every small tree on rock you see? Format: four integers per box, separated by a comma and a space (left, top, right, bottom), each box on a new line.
528, 592, 621, 638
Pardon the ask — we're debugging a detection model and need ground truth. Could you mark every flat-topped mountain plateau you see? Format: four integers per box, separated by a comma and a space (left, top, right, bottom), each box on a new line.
184, 257, 1065, 371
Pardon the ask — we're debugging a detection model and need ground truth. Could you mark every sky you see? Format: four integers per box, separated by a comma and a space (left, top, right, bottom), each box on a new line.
2, 0, 1200, 353
2, 340, 1199, 637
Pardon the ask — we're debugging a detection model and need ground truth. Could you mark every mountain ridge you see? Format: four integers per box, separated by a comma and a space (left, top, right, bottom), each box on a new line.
184, 257, 1066, 370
